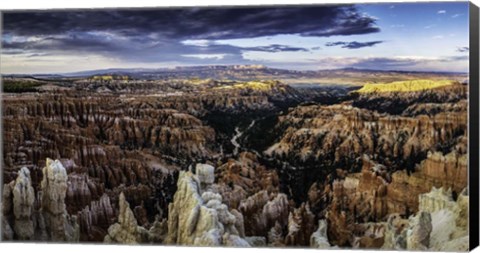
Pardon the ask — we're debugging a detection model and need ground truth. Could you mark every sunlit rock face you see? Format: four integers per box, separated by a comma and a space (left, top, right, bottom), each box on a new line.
352, 84, 467, 114
165, 169, 250, 246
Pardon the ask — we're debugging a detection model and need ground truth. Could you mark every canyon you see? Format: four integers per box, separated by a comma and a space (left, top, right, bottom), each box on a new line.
1, 71, 469, 251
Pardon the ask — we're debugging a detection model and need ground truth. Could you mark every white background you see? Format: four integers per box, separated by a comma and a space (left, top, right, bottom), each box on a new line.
0, 0, 479, 253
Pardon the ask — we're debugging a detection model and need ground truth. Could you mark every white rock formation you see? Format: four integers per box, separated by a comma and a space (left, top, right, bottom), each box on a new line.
196, 164, 215, 185
40, 158, 79, 241
104, 192, 148, 244
381, 186, 469, 251
12, 167, 35, 240
419, 187, 469, 251
166, 168, 250, 247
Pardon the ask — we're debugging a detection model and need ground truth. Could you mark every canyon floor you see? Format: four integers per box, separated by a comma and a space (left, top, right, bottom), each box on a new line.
1, 67, 470, 250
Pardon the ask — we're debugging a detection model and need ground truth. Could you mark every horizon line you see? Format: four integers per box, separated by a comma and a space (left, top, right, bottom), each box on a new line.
1, 64, 470, 76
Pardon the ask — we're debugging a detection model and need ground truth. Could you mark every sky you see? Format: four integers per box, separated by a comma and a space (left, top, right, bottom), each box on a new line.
0, 2, 470, 74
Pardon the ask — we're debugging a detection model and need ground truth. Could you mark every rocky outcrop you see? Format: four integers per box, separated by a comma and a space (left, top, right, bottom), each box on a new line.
12, 167, 36, 240
3, 79, 306, 182
321, 148, 469, 242
40, 158, 79, 241
366, 187, 468, 251
416, 151, 467, 194
196, 164, 215, 188
166, 168, 250, 246
1, 167, 36, 240
104, 193, 148, 244
1, 159, 80, 242
317, 148, 469, 250
406, 211, 432, 250
419, 187, 469, 251
386, 146, 468, 215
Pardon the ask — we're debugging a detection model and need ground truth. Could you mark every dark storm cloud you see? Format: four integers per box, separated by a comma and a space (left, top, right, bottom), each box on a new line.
3, 6, 379, 40
2, 6, 379, 66
325, 40, 383, 49
2, 33, 308, 63
3, 34, 120, 52
456, 46, 469, 52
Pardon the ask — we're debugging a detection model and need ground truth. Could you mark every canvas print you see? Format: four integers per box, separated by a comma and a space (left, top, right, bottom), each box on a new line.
0, 2, 474, 251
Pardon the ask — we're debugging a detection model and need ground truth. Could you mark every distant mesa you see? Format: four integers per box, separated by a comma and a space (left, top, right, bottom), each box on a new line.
90, 75, 130, 81
357, 79, 455, 93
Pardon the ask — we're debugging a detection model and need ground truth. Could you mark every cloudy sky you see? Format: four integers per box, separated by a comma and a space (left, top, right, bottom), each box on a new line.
1, 2, 470, 74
